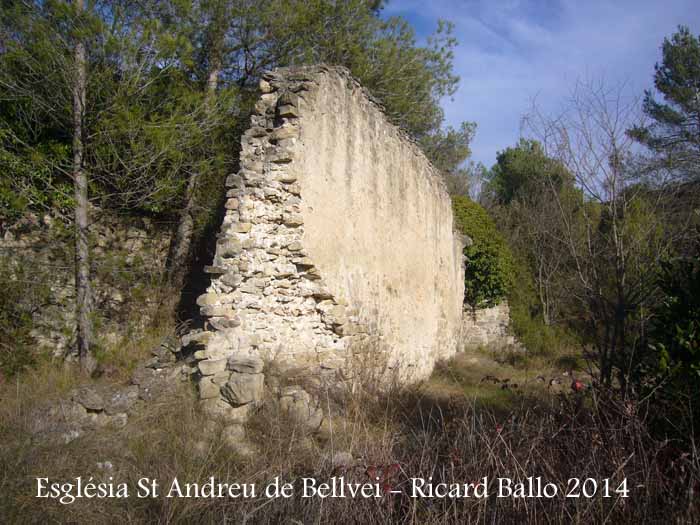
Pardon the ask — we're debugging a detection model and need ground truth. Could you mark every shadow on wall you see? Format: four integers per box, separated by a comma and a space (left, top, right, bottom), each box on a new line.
174, 129, 251, 326
176, 210, 224, 329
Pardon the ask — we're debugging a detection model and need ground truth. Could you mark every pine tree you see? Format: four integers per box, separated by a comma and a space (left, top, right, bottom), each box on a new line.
630, 26, 700, 177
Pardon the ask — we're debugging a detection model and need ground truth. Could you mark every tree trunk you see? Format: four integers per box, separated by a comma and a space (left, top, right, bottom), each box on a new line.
72, 0, 95, 374
166, 58, 221, 290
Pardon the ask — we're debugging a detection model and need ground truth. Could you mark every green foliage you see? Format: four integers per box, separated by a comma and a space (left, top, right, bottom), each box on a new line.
507, 258, 579, 357
650, 256, 700, 379
629, 26, 700, 176
630, 254, 700, 443
247, 2, 459, 140
484, 139, 583, 355
0, 0, 231, 219
452, 196, 514, 308
1, 0, 473, 224
0, 0, 477, 366
0, 127, 73, 219
421, 121, 478, 195
486, 139, 572, 205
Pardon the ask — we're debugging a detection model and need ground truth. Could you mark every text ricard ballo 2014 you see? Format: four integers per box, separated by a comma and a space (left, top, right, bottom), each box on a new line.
36, 475, 630, 505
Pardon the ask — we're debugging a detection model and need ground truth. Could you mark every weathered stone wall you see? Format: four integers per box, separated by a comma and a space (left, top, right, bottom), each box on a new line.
192, 65, 465, 422
462, 302, 517, 349
0, 212, 169, 355
296, 69, 466, 376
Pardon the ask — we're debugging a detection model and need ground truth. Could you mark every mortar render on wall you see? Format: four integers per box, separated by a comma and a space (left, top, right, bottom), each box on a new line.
462, 302, 518, 350
191, 65, 465, 426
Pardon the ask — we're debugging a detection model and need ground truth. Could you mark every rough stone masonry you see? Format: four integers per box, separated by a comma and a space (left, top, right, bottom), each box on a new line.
191, 65, 466, 424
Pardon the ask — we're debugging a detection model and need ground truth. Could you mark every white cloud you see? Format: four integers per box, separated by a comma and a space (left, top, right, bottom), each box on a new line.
385, 0, 700, 166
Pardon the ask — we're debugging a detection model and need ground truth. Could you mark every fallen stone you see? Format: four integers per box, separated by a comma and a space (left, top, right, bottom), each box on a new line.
222, 423, 246, 446
200, 399, 251, 422
72, 386, 105, 412
104, 385, 139, 415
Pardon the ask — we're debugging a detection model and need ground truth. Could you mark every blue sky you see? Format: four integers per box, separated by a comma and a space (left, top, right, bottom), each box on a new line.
382, 0, 700, 168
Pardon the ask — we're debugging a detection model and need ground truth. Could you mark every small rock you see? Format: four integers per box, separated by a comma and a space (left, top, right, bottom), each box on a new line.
277, 104, 299, 118
72, 387, 105, 412
220, 272, 243, 288
279, 387, 323, 431
104, 385, 139, 415
208, 316, 241, 330
259, 78, 273, 93
221, 372, 264, 406
109, 413, 128, 428
182, 331, 212, 347
218, 238, 242, 258
227, 355, 264, 374
233, 223, 252, 233
204, 265, 228, 275
196, 294, 219, 307
200, 305, 236, 317
199, 376, 223, 399
63, 430, 82, 444
283, 213, 304, 227
198, 359, 228, 376
277, 172, 298, 183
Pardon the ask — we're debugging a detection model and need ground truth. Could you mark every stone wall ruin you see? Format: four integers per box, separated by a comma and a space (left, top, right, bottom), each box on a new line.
191, 66, 466, 424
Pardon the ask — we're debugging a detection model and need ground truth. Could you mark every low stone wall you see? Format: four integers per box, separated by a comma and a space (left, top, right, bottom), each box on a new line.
191, 65, 465, 425
462, 302, 517, 349
0, 212, 170, 355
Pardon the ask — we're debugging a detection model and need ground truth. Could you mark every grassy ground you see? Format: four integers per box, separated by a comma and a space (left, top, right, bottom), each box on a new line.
0, 341, 696, 524
424, 345, 588, 410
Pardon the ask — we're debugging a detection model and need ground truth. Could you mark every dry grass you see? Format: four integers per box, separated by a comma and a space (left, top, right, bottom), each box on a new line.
0, 347, 698, 524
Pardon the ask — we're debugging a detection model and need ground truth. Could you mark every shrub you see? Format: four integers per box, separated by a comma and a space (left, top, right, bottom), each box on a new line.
650, 256, 700, 379
452, 196, 514, 308
639, 255, 700, 442
506, 257, 579, 358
